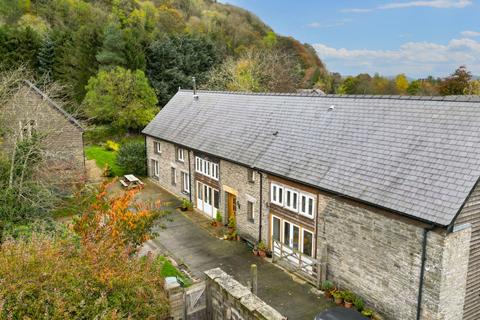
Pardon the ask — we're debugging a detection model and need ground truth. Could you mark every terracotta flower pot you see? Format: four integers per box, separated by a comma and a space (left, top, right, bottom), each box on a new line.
344, 301, 353, 309
324, 291, 333, 299
258, 250, 266, 258
252, 249, 259, 256
334, 297, 343, 305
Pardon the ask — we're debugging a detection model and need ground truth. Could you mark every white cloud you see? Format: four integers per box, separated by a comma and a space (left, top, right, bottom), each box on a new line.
313, 38, 480, 77
342, 0, 472, 13
307, 19, 350, 28
461, 30, 480, 37
340, 8, 373, 13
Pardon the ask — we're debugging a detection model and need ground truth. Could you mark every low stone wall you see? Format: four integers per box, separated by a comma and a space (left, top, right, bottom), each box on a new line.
165, 268, 286, 320
205, 268, 286, 320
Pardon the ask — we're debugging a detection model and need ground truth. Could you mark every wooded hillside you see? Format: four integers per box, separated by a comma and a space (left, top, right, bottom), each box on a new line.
0, 0, 327, 109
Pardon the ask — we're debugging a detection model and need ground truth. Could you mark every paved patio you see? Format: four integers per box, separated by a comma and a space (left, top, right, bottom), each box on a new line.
139, 181, 333, 320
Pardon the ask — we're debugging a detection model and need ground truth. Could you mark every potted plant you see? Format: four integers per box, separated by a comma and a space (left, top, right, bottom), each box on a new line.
354, 296, 364, 312
257, 241, 267, 258
227, 216, 236, 231
180, 199, 192, 211
343, 291, 355, 309
361, 308, 374, 318
215, 211, 223, 227
332, 290, 344, 305
321, 280, 334, 299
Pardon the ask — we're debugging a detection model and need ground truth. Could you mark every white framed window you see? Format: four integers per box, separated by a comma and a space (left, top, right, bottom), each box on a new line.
195, 156, 219, 180
271, 183, 284, 206
151, 159, 160, 177
181, 171, 190, 193
248, 169, 255, 183
299, 194, 315, 219
285, 188, 298, 212
271, 214, 314, 257
177, 148, 185, 162
247, 201, 254, 222
213, 163, 219, 180
302, 229, 314, 257
153, 141, 161, 154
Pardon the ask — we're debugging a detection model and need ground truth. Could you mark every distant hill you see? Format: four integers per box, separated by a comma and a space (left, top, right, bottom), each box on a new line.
0, 0, 328, 103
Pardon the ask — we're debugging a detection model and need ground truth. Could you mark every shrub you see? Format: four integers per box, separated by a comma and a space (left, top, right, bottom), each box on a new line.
105, 140, 120, 152
331, 289, 343, 299
257, 240, 267, 251
215, 211, 222, 222
0, 184, 170, 319
321, 280, 334, 292
116, 140, 146, 176
228, 216, 236, 229
83, 125, 126, 145
362, 308, 374, 317
343, 290, 355, 303
182, 199, 193, 211
354, 296, 365, 311
0, 234, 169, 319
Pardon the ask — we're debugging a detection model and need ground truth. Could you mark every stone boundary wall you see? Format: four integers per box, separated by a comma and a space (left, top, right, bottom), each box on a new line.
205, 268, 286, 320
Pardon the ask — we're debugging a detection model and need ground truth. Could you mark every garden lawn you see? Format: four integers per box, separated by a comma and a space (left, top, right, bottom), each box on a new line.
85, 145, 124, 177
157, 256, 192, 287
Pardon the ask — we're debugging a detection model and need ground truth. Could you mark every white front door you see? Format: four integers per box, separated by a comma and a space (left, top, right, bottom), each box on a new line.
196, 181, 218, 218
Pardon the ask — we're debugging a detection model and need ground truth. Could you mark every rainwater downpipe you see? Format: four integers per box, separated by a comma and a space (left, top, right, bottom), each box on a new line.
258, 171, 263, 242
187, 149, 192, 203
416, 224, 435, 320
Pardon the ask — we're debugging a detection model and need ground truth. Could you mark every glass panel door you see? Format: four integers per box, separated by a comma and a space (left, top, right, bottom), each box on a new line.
283, 221, 290, 246
292, 225, 300, 250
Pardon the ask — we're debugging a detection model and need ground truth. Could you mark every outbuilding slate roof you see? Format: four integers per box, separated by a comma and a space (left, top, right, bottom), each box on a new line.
143, 90, 480, 226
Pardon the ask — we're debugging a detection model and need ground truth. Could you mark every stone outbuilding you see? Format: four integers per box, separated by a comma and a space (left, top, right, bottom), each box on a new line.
143, 90, 480, 320
1, 80, 85, 184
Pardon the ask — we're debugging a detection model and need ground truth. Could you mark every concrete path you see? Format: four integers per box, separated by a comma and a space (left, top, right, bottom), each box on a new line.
141, 183, 333, 320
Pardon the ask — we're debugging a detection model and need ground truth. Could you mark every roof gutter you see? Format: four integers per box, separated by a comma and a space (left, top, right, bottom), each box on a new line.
142, 133, 447, 228
416, 224, 435, 320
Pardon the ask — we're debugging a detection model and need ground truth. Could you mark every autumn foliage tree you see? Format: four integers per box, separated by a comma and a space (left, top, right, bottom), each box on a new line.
0, 182, 169, 319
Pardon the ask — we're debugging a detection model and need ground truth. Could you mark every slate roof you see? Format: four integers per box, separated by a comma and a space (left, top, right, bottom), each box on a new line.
143, 90, 480, 226
24, 80, 84, 131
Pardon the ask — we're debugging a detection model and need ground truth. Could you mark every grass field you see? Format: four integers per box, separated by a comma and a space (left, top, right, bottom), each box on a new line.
85, 145, 124, 177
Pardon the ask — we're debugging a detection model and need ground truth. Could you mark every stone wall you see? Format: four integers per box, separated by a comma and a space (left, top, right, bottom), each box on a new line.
145, 137, 471, 320
205, 268, 285, 320
318, 191, 470, 320
220, 160, 269, 243
146, 137, 269, 244
437, 225, 471, 320
1, 85, 84, 183
146, 137, 193, 201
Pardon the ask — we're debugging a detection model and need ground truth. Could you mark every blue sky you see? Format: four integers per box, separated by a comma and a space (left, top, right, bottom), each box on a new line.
220, 0, 480, 78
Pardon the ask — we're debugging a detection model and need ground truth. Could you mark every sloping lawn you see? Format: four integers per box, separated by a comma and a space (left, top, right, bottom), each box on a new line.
157, 256, 192, 287
85, 145, 124, 177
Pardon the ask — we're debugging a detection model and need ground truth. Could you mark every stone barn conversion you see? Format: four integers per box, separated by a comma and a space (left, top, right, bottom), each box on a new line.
1, 80, 85, 184
143, 90, 480, 320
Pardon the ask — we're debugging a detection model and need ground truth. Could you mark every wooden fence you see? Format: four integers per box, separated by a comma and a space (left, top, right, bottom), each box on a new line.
271, 239, 327, 288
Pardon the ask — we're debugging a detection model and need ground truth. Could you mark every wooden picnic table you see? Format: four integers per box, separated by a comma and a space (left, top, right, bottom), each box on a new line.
120, 174, 144, 189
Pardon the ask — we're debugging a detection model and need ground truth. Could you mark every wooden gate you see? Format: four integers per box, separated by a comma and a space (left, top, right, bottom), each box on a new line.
184, 283, 206, 320
272, 239, 326, 288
